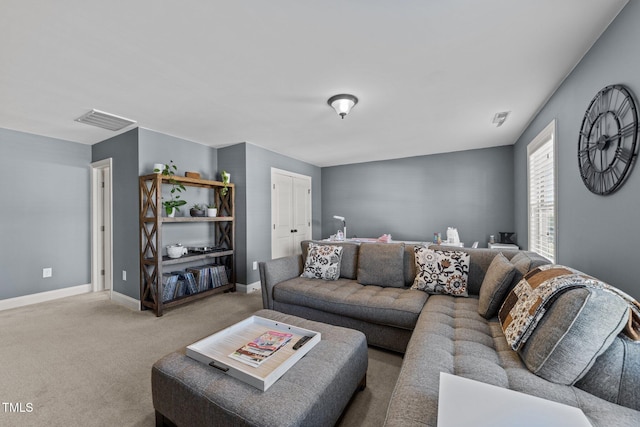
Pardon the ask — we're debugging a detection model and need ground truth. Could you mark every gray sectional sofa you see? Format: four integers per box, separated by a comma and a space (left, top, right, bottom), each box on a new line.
259, 240, 640, 427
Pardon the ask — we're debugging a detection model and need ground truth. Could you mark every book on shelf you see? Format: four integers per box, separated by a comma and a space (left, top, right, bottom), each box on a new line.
171, 271, 198, 296
229, 330, 293, 367
187, 265, 212, 292
211, 265, 229, 288
161, 273, 179, 302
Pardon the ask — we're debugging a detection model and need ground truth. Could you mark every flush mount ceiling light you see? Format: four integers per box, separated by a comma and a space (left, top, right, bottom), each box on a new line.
492, 111, 510, 127
74, 109, 137, 131
328, 94, 358, 119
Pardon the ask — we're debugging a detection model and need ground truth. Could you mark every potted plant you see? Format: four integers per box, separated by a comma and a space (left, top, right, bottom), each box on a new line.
155, 160, 187, 217
190, 203, 206, 217
207, 203, 217, 217
220, 170, 230, 196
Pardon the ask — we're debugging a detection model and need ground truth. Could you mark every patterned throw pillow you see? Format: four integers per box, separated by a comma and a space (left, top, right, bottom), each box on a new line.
301, 243, 343, 281
411, 246, 470, 297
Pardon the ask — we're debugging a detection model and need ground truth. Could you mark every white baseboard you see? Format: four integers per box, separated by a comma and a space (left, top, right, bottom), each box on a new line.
236, 281, 261, 294
110, 290, 141, 311
0, 284, 92, 312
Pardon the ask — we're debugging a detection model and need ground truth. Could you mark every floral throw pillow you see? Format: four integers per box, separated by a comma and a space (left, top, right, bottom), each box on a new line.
411, 246, 470, 297
301, 243, 343, 281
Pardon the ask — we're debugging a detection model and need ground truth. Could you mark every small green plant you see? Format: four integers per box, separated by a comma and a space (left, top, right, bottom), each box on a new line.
207, 203, 216, 209
221, 170, 230, 196
191, 203, 204, 210
156, 160, 187, 215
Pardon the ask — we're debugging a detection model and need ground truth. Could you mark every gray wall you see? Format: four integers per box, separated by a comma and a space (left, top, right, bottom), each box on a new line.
92, 128, 140, 298
92, 127, 220, 299
513, 1, 640, 298
217, 144, 247, 284
139, 128, 219, 253
0, 128, 91, 299
219, 142, 322, 286
322, 146, 514, 246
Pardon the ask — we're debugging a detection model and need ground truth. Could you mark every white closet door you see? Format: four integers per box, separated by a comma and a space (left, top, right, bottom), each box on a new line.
271, 169, 312, 259
292, 176, 311, 254
272, 172, 294, 259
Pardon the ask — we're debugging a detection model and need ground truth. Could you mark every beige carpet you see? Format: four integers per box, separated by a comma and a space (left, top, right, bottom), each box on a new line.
0, 291, 402, 427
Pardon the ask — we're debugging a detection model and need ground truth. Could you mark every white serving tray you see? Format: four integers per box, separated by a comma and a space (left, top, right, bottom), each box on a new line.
186, 315, 321, 391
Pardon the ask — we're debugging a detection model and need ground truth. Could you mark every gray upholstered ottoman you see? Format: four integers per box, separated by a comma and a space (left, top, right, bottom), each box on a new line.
152, 309, 368, 427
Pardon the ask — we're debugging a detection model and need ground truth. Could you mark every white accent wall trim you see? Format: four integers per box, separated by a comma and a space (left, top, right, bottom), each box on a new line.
111, 291, 141, 311
236, 281, 261, 294
0, 284, 92, 312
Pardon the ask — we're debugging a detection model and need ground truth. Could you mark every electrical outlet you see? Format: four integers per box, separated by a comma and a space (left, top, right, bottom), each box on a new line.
122, 270, 127, 281
252, 261, 258, 270
43, 267, 52, 278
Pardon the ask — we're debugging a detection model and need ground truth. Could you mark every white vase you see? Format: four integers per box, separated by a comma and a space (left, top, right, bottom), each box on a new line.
167, 207, 176, 218
153, 163, 165, 173
207, 208, 217, 217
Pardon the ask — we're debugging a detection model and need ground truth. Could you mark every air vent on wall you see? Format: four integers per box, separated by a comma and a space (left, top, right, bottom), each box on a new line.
74, 109, 137, 131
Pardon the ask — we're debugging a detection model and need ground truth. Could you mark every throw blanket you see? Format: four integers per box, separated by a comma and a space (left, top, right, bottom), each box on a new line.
499, 265, 640, 351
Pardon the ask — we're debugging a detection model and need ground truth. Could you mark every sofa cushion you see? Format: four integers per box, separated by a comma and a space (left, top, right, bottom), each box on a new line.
273, 277, 428, 330
508, 251, 548, 289
357, 243, 405, 288
403, 244, 419, 286
515, 286, 629, 385
384, 294, 640, 427
411, 247, 470, 297
300, 243, 343, 281
301, 241, 359, 279
576, 335, 640, 411
477, 252, 516, 319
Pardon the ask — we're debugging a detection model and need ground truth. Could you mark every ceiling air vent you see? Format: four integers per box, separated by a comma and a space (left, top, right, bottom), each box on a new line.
492, 111, 510, 127
74, 109, 137, 131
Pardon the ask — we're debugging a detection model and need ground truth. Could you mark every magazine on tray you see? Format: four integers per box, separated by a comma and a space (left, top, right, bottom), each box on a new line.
229, 330, 293, 367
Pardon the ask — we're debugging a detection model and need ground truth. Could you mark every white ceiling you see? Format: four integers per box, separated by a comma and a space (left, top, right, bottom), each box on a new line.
0, 0, 628, 167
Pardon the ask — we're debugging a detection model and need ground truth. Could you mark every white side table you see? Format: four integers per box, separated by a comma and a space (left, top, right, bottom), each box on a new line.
488, 242, 518, 249
437, 373, 592, 427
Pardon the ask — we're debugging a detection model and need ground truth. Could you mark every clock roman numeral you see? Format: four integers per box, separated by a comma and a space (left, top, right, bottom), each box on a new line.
619, 122, 637, 138
599, 89, 611, 115
581, 161, 596, 183
615, 147, 633, 164
615, 95, 631, 119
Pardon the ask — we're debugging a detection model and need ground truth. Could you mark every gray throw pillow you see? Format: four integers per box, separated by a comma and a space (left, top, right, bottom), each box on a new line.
477, 253, 516, 319
518, 287, 629, 385
357, 243, 405, 287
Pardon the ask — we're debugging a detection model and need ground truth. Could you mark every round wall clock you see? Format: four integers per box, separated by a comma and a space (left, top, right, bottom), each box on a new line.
578, 84, 638, 195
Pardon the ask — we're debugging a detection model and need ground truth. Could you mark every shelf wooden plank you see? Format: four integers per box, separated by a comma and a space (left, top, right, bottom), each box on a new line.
159, 250, 234, 266
139, 173, 235, 189
161, 216, 233, 223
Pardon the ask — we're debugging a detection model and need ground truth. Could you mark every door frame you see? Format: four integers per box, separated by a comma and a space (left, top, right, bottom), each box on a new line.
91, 158, 113, 296
271, 168, 312, 259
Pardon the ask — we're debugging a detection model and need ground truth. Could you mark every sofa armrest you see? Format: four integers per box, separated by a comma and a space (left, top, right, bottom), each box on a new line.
259, 255, 303, 309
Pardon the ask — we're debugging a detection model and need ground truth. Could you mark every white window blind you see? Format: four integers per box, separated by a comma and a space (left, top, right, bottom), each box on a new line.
528, 121, 556, 262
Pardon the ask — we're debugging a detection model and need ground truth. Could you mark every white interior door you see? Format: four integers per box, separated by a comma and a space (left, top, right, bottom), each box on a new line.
272, 172, 294, 259
91, 159, 113, 295
271, 169, 312, 259
292, 176, 311, 251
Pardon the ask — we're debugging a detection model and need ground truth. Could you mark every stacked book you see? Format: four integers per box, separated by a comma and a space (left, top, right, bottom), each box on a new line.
187, 265, 212, 292
161, 273, 179, 302
155, 266, 228, 303
210, 265, 229, 288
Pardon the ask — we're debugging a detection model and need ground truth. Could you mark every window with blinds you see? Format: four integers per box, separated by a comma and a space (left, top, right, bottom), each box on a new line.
527, 120, 556, 262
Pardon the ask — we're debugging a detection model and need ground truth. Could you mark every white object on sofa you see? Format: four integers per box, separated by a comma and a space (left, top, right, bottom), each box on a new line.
437, 373, 592, 427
